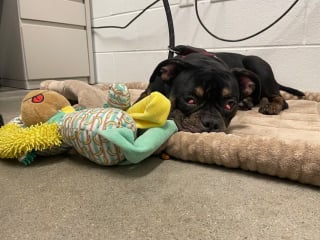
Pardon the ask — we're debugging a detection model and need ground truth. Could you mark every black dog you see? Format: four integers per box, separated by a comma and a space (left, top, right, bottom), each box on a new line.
138, 45, 304, 133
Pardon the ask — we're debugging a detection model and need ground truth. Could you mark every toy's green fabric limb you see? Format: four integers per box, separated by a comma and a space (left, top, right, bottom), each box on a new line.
97, 120, 178, 164
20, 151, 37, 166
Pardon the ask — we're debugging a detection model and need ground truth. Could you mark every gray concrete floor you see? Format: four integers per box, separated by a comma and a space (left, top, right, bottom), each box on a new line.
0, 87, 320, 240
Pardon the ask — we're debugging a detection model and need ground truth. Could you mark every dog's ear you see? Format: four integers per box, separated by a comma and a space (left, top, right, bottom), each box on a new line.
135, 59, 192, 103
231, 68, 261, 104
150, 58, 191, 83
171, 45, 208, 56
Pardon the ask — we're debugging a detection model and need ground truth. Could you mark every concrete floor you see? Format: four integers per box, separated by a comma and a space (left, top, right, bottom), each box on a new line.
0, 87, 320, 240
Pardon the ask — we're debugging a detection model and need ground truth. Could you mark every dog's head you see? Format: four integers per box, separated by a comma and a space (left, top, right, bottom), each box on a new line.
141, 53, 240, 133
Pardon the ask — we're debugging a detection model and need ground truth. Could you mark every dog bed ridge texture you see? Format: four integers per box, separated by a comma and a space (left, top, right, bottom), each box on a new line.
40, 80, 320, 187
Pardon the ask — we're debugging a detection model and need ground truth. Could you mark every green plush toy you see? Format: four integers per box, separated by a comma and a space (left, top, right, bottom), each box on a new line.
0, 84, 177, 166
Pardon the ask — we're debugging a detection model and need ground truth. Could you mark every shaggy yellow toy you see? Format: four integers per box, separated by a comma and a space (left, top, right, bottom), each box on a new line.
0, 85, 177, 166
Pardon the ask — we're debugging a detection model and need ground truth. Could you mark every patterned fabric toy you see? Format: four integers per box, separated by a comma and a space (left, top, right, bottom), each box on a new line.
0, 84, 177, 166
103, 83, 131, 110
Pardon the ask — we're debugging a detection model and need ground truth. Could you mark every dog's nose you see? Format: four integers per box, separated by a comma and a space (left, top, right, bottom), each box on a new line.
201, 117, 225, 132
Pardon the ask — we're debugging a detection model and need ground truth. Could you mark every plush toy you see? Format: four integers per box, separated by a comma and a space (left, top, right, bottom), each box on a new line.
20, 90, 72, 127
0, 84, 178, 166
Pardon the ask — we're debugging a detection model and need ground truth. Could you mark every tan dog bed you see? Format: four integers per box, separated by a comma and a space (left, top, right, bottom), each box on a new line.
40, 80, 320, 187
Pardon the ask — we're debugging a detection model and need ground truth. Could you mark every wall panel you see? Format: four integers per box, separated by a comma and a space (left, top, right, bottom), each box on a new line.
91, 0, 320, 92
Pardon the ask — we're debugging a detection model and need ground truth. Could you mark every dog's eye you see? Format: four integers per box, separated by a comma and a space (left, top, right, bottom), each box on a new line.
225, 99, 236, 111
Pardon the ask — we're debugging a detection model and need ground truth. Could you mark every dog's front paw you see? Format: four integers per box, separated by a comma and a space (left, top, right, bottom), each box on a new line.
239, 97, 254, 110
258, 97, 283, 115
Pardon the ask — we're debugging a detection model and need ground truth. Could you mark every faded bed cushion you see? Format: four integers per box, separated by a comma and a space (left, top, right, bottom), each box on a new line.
40, 80, 320, 186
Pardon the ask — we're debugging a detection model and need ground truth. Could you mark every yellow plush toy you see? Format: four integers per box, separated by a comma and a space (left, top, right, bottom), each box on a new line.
0, 84, 177, 166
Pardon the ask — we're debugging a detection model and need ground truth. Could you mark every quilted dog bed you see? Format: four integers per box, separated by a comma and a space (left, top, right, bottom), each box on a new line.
40, 80, 320, 187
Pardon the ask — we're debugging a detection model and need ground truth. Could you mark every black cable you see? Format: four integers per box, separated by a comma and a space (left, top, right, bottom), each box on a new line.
92, 0, 160, 29
195, 0, 300, 42
162, 0, 175, 58
91, 0, 299, 54
92, 0, 175, 59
